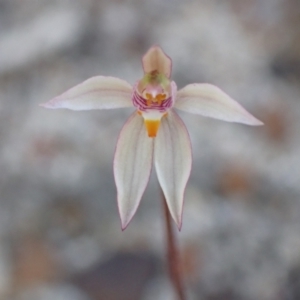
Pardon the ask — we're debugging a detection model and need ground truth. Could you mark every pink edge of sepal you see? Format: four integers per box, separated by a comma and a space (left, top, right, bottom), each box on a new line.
174, 111, 192, 232
118, 159, 153, 230
39, 100, 60, 109
39, 102, 52, 108
39, 76, 133, 111
113, 112, 154, 231
179, 117, 192, 232
175, 83, 263, 126
155, 110, 192, 231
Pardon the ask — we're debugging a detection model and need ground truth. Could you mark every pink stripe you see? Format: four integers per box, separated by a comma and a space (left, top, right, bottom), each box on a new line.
132, 90, 173, 112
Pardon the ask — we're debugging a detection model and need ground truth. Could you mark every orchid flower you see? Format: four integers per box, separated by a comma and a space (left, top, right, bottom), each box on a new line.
41, 46, 262, 230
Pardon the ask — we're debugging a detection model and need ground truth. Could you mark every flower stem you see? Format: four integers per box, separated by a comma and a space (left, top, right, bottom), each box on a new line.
162, 192, 186, 300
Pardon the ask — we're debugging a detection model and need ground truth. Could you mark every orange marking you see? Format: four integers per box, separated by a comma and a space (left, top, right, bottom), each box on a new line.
156, 94, 166, 101
145, 93, 153, 106
144, 93, 167, 106
155, 94, 166, 105
144, 119, 160, 138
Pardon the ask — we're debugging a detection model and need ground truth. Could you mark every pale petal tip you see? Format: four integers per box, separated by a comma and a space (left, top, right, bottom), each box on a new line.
243, 114, 264, 126
39, 99, 58, 109
177, 219, 183, 231
170, 207, 184, 231
121, 220, 130, 231
119, 210, 134, 231
250, 118, 264, 126
170, 208, 183, 231
117, 195, 139, 232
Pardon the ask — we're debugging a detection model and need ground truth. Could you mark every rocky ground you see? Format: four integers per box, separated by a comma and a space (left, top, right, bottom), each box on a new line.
1, 0, 300, 299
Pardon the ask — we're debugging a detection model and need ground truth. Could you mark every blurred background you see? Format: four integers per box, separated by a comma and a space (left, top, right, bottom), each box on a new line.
0, 0, 300, 299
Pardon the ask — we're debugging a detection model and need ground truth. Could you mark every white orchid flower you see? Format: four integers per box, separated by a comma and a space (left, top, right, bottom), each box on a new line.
41, 46, 262, 230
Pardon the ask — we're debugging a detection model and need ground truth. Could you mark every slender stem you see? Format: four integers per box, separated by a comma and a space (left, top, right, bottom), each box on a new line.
162, 192, 186, 300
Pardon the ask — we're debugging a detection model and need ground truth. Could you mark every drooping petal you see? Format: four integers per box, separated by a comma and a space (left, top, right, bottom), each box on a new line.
142, 46, 172, 78
114, 112, 154, 230
175, 84, 263, 125
40, 76, 133, 110
154, 110, 192, 229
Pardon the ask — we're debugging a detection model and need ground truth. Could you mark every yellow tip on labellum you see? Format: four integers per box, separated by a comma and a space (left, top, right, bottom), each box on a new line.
144, 119, 160, 137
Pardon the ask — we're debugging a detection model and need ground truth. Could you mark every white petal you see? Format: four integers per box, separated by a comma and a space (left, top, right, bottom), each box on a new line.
175, 84, 263, 125
40, 76, 133, 110
155, 110, 192, 229
114, 112, 154, 229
